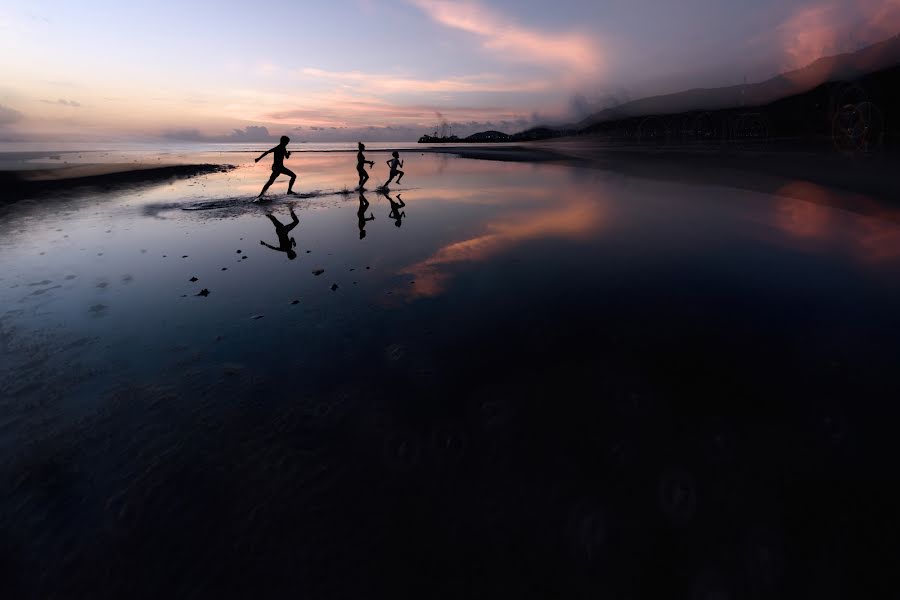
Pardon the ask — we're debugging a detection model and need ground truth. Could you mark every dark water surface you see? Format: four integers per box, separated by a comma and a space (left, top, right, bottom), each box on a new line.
2, 153, 899, 598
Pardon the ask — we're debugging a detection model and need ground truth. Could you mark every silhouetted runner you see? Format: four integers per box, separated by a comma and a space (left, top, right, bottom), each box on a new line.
260, 207, 299, 259
385, 192, 406, 227
254, 136, 296, 199
357, 190, 375, 239
357, 142, 375, 189
381, 151, 404, 189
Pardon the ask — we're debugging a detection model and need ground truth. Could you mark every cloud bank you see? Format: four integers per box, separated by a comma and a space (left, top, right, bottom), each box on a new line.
0, 104, 24, 126
162, 125, 275, 143
41, 98, 82, 107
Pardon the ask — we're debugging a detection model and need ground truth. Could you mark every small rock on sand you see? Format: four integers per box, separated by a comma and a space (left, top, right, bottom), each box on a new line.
190, 277, 198, 282
196, 289, 210, 297
221, 267, 228, 271
312, 269, 325, 276
331, 284, 339, 291
236, 250, 242, 254
291, 300, 300, 305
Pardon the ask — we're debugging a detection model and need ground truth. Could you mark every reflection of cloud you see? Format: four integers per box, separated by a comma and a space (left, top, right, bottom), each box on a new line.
774, 181, 900, 263
774, 183, 832, 239
410, 0, 600, 74
856, 216, 900, 261
162, 125, 275, 143
398, 188, 606, 299
0, 104, 23, 125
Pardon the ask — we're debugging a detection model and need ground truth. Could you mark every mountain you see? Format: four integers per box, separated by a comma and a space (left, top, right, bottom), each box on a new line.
464, 130, 510, 142
575, 34, 900, 129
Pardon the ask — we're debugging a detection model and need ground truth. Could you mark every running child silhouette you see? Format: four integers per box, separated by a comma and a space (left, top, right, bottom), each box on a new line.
381, 151, 404, 189
356, 142, 375, 189
254, 136, 296, 199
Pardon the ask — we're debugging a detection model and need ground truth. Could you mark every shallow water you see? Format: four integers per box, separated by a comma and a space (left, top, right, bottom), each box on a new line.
2, 152, 899, 598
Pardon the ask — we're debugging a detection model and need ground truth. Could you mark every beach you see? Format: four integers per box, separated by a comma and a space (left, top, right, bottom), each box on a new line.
2, 144, 899, 598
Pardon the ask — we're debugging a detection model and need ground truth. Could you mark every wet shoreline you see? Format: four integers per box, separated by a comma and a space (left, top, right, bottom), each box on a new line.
0, 164, 235, 205
4, 140, 899, 210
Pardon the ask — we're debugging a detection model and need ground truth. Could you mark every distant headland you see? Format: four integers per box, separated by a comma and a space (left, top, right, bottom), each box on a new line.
422, 34, 900, 153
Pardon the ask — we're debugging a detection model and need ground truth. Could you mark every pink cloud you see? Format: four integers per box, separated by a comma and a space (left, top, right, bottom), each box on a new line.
298, 67, 552, 94
409, 0, 601, 74
777, 0, 900, 71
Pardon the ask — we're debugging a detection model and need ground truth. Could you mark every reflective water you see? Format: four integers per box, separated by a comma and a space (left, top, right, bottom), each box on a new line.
2, 152, 899, 598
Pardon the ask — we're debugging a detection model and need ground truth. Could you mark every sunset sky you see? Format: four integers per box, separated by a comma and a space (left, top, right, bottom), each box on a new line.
1, 0, 899, 142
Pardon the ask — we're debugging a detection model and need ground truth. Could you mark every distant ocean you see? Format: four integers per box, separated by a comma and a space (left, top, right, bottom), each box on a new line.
0, 140, 466, 171
0, 141, 449, 154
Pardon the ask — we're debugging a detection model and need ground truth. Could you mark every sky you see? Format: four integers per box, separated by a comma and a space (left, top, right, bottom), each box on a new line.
1, 0, 899, 142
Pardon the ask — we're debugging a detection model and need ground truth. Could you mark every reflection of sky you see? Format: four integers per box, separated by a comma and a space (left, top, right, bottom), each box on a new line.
2, 1, 900, 141
772, 181, 900, 262
4, 154, 900, 416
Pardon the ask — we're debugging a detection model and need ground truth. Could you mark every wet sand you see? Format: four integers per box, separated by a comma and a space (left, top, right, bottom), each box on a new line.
536, 138, 900, 204
1, 164, 234, 205
415, 139, 900, 208
4, 140, 896, 209
2, 150, 899, 598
